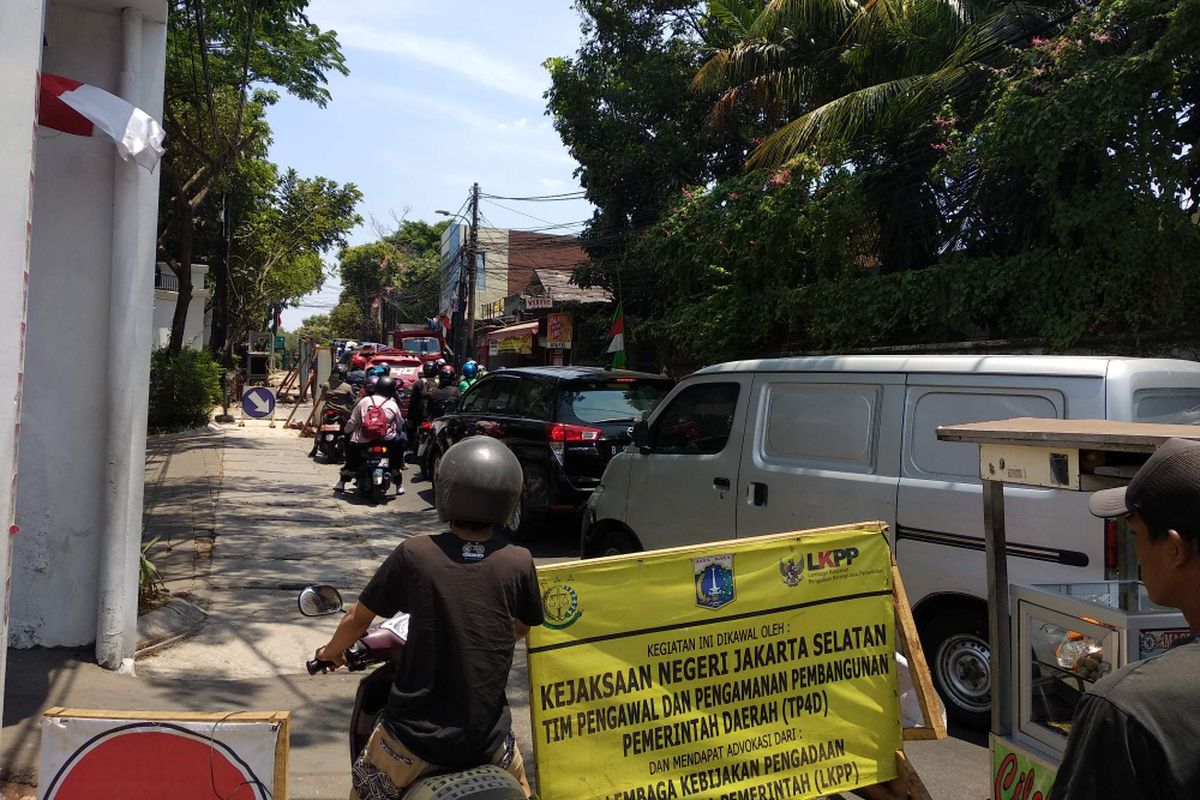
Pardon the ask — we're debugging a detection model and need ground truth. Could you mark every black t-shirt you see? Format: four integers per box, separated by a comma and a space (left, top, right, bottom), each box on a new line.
1050, 637, 1200, 799
426, 386, 461, 419
358, 533, 544, 768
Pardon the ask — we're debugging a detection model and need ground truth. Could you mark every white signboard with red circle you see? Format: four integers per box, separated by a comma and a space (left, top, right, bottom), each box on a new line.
39, 709, 289, 799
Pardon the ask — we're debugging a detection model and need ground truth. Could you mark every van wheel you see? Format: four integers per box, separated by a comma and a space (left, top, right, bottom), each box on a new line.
921, 608, 991, 731
592, 528, 640, 558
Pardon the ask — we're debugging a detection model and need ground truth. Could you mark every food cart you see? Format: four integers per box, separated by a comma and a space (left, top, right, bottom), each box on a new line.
935, 419, 1195, 797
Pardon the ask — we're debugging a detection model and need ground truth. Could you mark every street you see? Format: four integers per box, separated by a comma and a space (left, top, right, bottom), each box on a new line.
1, 417, 987, 798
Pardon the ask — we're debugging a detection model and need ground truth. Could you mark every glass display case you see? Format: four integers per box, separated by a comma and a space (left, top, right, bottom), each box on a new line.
1010, 581, 1188, 760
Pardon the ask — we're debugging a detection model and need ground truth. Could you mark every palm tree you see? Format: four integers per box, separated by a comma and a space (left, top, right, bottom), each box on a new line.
694, 0, 1071, 270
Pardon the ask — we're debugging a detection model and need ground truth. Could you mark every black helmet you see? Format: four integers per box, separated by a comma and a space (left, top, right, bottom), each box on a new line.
374, 376, 397, 398
422, 360, 438, 378
435, 437, 522, 526
438, 364, 457, 387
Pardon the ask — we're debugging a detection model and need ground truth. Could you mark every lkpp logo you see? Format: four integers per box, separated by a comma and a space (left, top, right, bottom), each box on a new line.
994, 752, 1050, 800
806, 547, 859, 571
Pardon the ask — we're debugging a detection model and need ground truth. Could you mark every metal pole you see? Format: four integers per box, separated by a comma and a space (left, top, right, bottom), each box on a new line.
96, 7, 148, 671
466, 182, 480, 359
983, 478, 1012, 737
454, 235, 467, 361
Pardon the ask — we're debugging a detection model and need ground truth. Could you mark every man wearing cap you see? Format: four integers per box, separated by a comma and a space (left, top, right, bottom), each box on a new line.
1050, 438, 1200, 799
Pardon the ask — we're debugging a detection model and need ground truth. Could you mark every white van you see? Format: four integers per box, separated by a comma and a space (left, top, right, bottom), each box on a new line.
581, 355, 1200, 727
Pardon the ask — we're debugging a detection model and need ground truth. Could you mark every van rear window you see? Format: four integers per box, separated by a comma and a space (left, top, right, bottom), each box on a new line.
1134, 390, 1200, 425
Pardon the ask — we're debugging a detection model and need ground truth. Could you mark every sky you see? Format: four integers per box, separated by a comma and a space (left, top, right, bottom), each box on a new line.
268, 0, 594, 330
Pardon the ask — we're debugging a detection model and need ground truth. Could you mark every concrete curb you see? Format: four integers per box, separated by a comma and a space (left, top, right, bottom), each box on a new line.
135, 598, 207, 657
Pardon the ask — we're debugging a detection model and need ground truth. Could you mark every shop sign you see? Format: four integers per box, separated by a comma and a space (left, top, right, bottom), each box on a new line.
497, 335, 533, 355
991, 736, 1056, 800
525, 296, 553, 310
529, 526, 901, 800
546, 313, 573, 350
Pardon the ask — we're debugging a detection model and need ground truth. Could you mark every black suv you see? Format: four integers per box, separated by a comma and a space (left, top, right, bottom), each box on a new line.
429, 366, 673, 538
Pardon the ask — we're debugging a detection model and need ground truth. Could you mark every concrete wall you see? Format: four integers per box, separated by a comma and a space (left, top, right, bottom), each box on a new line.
0, 0, 48, 721
12, 3, 166, 650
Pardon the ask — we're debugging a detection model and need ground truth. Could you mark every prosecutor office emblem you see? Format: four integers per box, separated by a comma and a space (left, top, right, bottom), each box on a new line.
542, 583, 582, 630
779, 556, 804, 587
694, 555, 735, 610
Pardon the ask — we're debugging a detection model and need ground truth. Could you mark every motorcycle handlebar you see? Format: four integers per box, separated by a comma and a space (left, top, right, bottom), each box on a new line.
306, 659, 337, 675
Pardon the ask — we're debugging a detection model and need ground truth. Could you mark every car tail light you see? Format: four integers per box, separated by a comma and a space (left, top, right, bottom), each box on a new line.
421, 420, 433, 430
369, 445, 388, 454
1104, 518, 1119, 579
546, 422, 601, 463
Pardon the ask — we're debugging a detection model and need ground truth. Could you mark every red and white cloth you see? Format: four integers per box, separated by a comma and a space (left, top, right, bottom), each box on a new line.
38, 73, 165, 170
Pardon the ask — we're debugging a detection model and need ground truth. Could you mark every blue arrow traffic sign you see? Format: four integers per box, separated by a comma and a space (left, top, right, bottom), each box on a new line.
241, 387, 276, 418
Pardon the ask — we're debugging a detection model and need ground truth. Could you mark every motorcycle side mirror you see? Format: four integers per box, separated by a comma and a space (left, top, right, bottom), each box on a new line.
631, 420, 651, 453
298, 585, 344, 616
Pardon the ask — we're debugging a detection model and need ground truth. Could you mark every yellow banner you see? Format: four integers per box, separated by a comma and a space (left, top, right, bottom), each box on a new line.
529, 525, 901, 800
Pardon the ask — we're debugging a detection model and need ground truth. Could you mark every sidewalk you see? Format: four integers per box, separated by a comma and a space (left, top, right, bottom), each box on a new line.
1, 418, 461, 798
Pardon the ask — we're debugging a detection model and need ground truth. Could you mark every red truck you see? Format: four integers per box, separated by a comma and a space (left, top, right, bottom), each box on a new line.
391, 328, 444, 361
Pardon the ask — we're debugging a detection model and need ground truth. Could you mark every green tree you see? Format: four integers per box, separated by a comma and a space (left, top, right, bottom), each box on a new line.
335, 219, 450, 340
693, 0, 1067, 271
295, 313, 334, 343
544, 0, 756, 305
329, 301, 365, 339
159, 0, 347, 353
227, 167, 362, 351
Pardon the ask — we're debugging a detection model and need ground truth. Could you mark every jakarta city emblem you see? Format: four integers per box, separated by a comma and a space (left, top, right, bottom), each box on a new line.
694, 555, 735, 610
542, 583, 582, 630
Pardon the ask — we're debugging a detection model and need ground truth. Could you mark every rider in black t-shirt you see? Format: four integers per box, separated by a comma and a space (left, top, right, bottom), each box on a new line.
315, 436, 542, 798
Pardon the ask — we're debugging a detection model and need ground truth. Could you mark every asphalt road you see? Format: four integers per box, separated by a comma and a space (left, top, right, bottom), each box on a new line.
2, 420, 990, 798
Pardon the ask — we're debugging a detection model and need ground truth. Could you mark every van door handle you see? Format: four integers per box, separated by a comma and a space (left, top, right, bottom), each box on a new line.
747, 482, 768, 506
713, 477, 731, 491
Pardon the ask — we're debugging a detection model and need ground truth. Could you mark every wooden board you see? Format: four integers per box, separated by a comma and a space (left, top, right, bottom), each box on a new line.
938, 417, 1200, 453
893, 565, 948, 741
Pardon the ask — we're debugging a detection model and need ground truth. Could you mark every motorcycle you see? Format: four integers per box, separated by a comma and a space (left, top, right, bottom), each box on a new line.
299, 585, 526, 800
415, 420, 435, 479
317, 407, 348, 463
356, 442, 397, 504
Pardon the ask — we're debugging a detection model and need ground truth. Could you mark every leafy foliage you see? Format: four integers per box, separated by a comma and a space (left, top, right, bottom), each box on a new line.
550, 0, 1200, 367
148, 347, 223, 432
335, 219, 450, 340
329, 302, 365, 339
159, 0, 347, 354
295, 313, 334, 343
227, 167, 361, 346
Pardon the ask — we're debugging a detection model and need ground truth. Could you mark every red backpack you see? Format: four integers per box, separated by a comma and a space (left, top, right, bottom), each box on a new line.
360, 398, 390, 441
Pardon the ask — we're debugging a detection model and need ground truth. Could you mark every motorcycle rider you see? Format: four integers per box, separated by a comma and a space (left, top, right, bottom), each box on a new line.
426, 365, 462, 420
309, 367, 356, 459
458, 360, 480, 393
406, 360, 439, 456
315, 437, 543, 798
336, 375, 405, 494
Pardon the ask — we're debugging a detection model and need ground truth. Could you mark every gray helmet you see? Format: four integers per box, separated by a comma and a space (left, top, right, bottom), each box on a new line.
435, 436, 522, 525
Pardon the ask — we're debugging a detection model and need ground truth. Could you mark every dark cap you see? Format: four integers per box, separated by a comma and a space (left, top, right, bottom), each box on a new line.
1089, 438, 1200, 525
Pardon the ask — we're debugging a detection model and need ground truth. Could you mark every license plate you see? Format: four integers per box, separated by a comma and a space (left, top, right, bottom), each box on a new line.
324, 434, 335, 441
377, 458, 389, 467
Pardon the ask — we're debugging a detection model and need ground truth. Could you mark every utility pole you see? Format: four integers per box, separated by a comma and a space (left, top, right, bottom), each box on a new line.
454, 242, 468, 360
465, 182, 480, 360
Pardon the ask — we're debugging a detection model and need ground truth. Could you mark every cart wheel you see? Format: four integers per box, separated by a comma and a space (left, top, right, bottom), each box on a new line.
922, 607, 991, 730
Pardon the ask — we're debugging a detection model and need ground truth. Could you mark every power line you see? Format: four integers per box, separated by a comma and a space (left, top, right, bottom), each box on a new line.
480, 191, 587, 202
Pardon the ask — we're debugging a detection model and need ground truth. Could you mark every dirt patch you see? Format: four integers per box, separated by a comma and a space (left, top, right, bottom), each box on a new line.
1, 783, 36, 800
194, 535, 215, 562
